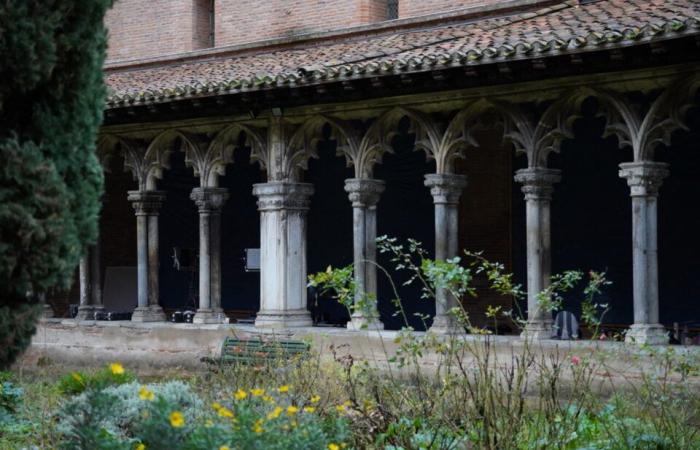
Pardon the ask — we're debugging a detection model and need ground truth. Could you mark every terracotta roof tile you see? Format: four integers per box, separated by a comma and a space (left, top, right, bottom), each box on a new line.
105, 0, 700, 108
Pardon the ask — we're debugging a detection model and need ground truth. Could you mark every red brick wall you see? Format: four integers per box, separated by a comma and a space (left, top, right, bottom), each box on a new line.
456, 129, 514, 330
400, 0, 501, 18
106, 0, 213, 61
214, 0, 388, 47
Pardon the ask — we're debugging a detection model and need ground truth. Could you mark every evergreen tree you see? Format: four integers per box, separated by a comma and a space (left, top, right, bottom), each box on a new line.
0, 0, 112, 369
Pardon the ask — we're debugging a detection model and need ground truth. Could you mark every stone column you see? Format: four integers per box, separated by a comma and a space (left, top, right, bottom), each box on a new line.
41, 293, 54, 319
344, 178, 385, 330
424, 173, 468, 334
75, 243, 104, 320
514, 167, 561, 339
75, 255, 93, 320
90, 239, 104, 315
128, 190, 167, 322
252, 182, 314, 328
619, 161, 669, 345
191, 187, 229, 324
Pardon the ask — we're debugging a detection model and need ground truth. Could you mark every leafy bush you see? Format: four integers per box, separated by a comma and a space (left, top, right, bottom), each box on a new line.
0, 380, 24, 426
58, 363, 134, 395
55, 366, 350, 450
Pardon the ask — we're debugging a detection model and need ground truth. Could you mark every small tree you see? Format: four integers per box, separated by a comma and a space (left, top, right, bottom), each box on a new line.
0, 0, 112, 369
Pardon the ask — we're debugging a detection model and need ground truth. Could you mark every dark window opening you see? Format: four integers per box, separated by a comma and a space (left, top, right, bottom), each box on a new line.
208, 0, 215, 47
387, 0, 399, 20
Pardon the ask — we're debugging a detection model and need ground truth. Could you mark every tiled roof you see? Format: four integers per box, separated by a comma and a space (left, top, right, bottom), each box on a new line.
105, 0, 700, 109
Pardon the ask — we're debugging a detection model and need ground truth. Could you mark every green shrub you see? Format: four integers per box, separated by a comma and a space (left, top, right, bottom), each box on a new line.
58, 363, 134, 395
0, 0, 112, 370
0, 380, 24, 426
56, 380, 350, 450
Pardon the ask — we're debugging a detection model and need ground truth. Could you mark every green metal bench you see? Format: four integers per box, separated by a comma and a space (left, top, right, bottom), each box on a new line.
218, 337, 311, 365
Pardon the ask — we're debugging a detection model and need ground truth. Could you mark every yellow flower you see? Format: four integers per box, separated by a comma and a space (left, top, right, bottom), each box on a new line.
71, 372, 83, 384
212, 402, 222, 411
253, 419, 264, 434
218, 407, 234, 418
234, 389, 248, 400
135, 444, 145, 450
277, 385, 289, 393
287, 405, 299, 415
169, 411, 185, 428
250, 388, 265, 397
138, 386, 154, 401
110, 363, 125, 375
267, 406, 283, 420
335, 401, 351, 414
303, 406, 316, 413
262, 395, 275, 403
328, 444, 340, 450
310, 395, 321, 403
219, 446, 230, 450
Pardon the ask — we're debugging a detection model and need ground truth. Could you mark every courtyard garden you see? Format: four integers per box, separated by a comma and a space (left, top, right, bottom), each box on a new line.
1, 340, 699, 450
2, 240, 700, 450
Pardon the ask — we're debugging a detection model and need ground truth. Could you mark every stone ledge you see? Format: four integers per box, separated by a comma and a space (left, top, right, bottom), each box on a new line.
23, 321, 700, 379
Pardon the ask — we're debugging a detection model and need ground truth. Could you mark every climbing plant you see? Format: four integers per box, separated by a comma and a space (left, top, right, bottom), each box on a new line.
0, 0, 112, 369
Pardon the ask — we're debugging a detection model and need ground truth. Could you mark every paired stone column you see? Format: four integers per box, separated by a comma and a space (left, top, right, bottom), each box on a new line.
128, 190, 167, 322
75, 242, 104, 320
190, 187, 229, 324
344, 178, 385, 330
619, 161, 669, 345
424, 173, 468, 334
252, 182, 314, 328
514, 167, 561, 339
76, 255, 93, 320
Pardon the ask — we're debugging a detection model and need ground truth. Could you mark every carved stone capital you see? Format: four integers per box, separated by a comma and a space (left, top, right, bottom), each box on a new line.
344, 178, 385, 208
253, 182, 314, 211
424, 173, 468, 205
190, 187, 229, 213
127, 190, 166, 215
514, 168, 561, 201
619, 162, 669, 197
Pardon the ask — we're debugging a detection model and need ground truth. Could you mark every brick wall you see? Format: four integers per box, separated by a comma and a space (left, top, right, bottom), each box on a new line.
456, 129, 514, 330
399, 0, 502, 18
105, 0, 213, 61
214, 0, 388, 47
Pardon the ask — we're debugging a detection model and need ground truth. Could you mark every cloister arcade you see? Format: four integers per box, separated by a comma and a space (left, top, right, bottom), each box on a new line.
73, 68, 700, 345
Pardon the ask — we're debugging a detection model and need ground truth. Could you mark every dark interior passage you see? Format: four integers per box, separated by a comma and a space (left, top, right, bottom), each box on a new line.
657, 105, 700, 327
547, 100, 634, 325
305, 137, 355, 324
375, 127, 436, 330
157, 149, 199, 311
219, 146, 263, 314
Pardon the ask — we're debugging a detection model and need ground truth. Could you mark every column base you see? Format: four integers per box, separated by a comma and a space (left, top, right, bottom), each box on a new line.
192, 308, 225, 324
255, 309, 313, 329
131, 306, 166, 322
42, 303, 55, 319
520, 321, 553, 340
347, 313, 384, 331
74, 306, 95, 321
625, 324, 669, 345
429, 315, 464, 335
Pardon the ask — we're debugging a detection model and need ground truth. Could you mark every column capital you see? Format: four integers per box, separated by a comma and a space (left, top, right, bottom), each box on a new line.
344, 178, 385, 208
619, 161, 669, 197
514, 167, 561, 201
253, 182, 314, 211
190, 187, 229, 213
127, 190, 166, 215
424, 173, 468, 205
